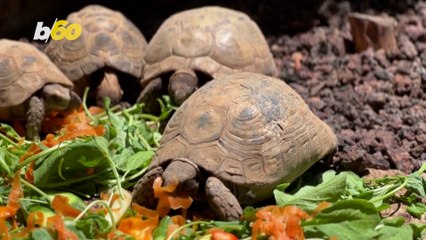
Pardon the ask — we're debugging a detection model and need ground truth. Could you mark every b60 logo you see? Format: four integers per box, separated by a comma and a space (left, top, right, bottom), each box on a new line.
33, 18, 82, 42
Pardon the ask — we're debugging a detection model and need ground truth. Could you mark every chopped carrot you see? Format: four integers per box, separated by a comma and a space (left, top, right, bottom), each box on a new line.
47, 214, 79, 240
210, 229, 238, 240
115, 203, 159, 240
88, 106, 105, 115
0, 173, 22, 219
312, 201, 331, 217
167, 215, 186, 238
152, 177, 193, 217
27, 211, 45, 230
52, 195, 82, 218
118, 217, 155, 240
251, 205, 309, 240
0, 219, 10, 240
131, 203, 159, 220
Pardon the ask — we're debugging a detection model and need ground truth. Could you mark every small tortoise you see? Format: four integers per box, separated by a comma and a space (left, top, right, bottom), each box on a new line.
133, 72, 337, 220
45, 5, 147, 106
139, 6, 277, 108
0, 39, 81, 140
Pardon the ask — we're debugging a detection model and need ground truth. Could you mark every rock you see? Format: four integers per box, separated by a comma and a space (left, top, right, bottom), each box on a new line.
348, 13, 398, 52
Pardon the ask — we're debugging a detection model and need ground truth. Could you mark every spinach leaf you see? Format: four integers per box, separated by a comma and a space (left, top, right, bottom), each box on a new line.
302, 199, 381, 240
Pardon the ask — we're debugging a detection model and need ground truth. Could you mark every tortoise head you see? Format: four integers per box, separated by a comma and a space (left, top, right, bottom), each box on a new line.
168, 69, 198, 105
41, 84, 71, 111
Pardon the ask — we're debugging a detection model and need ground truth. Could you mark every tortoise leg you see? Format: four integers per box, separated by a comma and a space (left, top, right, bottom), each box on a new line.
162, 158, 199, 196
137, 77, 162, 114
205, 176, 242, 221
25, 96, 45, 141
132, 166, 163, 209
97, 68, 123, 106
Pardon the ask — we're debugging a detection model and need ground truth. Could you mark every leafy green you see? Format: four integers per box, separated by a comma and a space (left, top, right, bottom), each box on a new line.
33, 138, 108, 188
30, 228, 54, 240
76, 213, 111, 238
274, 170, 356, 212
374, 224, 414, 240
153, 215, 171, 240
303, 199, 381, 239
406, 202, 426, 218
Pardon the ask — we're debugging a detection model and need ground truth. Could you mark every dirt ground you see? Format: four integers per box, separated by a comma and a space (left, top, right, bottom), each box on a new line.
270, 1, 426, 175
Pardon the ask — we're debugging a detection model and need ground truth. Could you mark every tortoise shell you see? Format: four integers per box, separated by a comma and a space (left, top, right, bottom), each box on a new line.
44, 5, 147, 82
150, 72, 338, 204
0, 39, 73, 119
142, 6, 277, 87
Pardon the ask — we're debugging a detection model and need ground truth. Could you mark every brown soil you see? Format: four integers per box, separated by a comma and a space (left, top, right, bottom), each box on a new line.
269, 1, 426, 174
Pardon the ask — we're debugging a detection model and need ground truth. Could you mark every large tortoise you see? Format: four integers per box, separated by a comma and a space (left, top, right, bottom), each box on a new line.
45, 5, 147, 106
0, 39, 81, 140
139, 6, 277, 108
132, 72, 337, 220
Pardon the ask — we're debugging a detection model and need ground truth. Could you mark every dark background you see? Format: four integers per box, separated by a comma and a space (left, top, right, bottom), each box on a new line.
0, 0, 417, 41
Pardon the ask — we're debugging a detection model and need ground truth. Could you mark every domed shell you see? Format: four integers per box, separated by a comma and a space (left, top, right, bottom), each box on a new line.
142, 6, 277, 86
44, 5, 147, 81
0, 39, 73, 119
151, 72, 337, 204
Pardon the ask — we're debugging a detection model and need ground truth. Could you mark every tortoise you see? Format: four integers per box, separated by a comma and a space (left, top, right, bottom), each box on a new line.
44, 5, 147, 106
132, 72, 337, 220
0, 39, 81, 140
138, 6, 277, 109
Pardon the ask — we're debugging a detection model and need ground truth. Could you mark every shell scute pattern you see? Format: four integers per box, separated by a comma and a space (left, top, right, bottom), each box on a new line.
150, 72, 338, 203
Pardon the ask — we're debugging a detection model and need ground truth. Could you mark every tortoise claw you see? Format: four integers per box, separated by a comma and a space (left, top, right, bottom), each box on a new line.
132, 166, 163, 209
205, 176, 242, 221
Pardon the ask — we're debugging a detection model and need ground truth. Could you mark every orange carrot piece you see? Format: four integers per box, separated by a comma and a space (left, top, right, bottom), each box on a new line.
152, 177, 193, 217
27, 211, 45, 230
47, 215, 79, 240
0, 219, 10, 240
251, 205, 309, 240
0, 173, 22, 219
52, 195, 82, 218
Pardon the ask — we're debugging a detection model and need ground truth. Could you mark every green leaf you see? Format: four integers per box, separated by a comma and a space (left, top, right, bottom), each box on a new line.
30, 228, 54, 240
406, 202, 426, 218
47, 192, 87, 210
242, 206, 257, 222
153, 216, 171, 240
113, 148, 134, 167
374, 224, 414, 240
274, 170, 348, 212
117, 150, 154, 173
302, 199, 381, 240
0, 147, 18, 176
33, 138, 107, 187
76, 213, 111, 238
410, 223, 426, 240
0, 123, 21, 140
406, 173, 426, 197
380, 216, 405, 227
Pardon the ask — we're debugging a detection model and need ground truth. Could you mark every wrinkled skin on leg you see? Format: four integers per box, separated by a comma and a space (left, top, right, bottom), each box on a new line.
132, 158, 243, 220
97, 68, 123, 106
205, 177, 243, 220
25, 96, 44, 141
25, 84, 81, 140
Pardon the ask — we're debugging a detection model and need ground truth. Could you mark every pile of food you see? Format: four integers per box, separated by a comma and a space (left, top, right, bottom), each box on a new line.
0, 3, 424, 240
